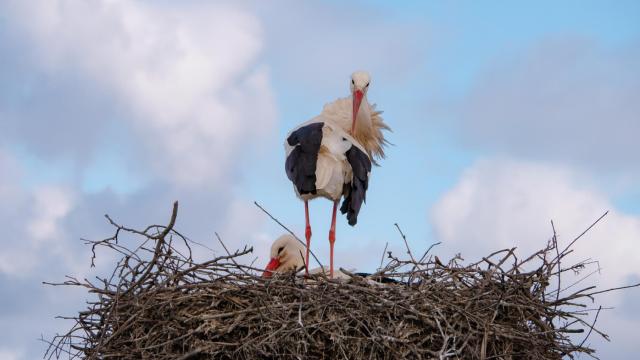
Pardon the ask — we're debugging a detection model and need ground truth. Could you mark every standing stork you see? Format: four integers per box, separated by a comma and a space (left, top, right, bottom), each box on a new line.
284, 71, 390, 278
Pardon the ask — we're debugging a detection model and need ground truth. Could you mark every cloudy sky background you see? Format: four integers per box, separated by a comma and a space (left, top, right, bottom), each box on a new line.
0, 0, 639, 358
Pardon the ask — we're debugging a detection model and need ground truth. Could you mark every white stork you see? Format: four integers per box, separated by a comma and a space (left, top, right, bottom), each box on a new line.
262, 234, 351, 278
263, 234, 307, 277
284, 71, 390, 278
262, 234, 398, 284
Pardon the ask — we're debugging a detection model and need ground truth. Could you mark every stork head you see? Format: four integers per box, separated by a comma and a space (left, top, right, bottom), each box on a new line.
350, 71, 370, 135
262, 234, 306, 277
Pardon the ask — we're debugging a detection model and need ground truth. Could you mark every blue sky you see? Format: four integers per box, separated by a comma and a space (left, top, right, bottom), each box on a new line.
0, 1, 639, 358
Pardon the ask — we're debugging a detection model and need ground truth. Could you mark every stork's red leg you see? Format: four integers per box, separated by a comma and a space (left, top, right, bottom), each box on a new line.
328, 201, 338, 278
304, 200, 311, 276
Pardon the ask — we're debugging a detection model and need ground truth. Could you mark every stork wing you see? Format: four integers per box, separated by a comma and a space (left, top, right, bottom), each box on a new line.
340, 143, 372, 226
285, 122, 324, 195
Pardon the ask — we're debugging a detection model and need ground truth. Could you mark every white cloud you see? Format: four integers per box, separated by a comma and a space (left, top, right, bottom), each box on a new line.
218, 199, 272, 266
431, 158, 640, 293
0, 186, 75, 276
27, 187, 73, 242
0, 149, 76, 276
6, 0, 277, 187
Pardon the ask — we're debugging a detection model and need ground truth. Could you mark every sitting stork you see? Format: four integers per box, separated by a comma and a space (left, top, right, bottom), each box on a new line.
284, 71, 390, 278
263, 234, 398, 284
262, 234, 351, 279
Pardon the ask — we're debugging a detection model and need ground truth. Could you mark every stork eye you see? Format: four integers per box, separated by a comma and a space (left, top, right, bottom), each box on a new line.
365, 83, 369, 88
351, 79, 355, 85
277, 246, 284, 254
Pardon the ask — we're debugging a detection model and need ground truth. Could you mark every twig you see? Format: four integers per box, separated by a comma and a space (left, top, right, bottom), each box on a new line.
551, 219, 561, 311
556, 211, 608, 262
579, 306, 603, 349
122, 201, 179, 296
214, 232, 254, 277
394, 223, 416, 264
418, 241, 441, 263
584, 282, 640, 297
378, 241, 389, 271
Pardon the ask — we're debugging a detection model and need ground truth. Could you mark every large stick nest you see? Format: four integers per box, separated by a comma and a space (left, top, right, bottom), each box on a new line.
45, 202, 633, 359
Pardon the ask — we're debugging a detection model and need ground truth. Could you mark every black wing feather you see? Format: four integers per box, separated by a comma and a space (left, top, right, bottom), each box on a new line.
340, 145, 372, 226
285, 122, 324, 195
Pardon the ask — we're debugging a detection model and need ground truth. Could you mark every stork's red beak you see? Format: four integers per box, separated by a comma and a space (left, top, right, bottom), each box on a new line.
352, 89, 364, 135
262, 257, 281, 278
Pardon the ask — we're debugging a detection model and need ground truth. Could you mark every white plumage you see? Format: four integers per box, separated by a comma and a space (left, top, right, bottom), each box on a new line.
284, 119, 367, 202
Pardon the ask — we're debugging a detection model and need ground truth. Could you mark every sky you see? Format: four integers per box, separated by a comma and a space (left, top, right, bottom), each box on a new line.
0, 0, 639, 358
